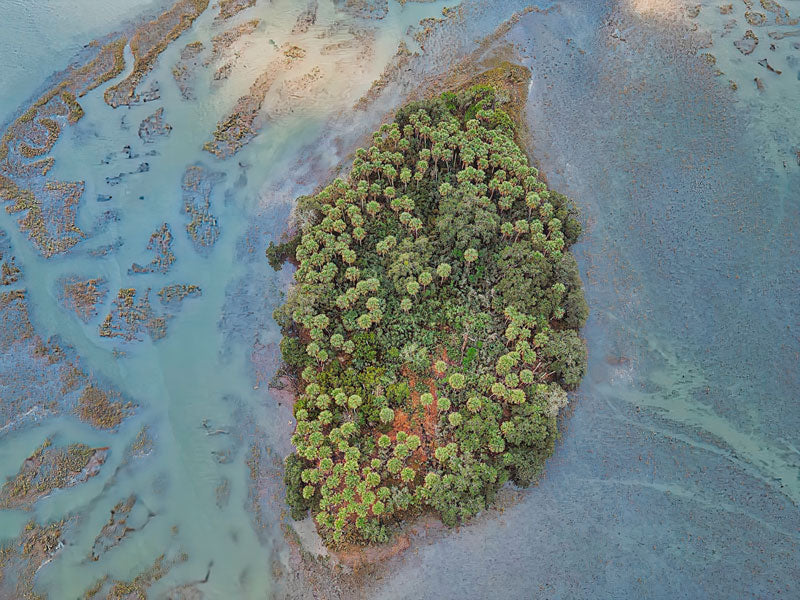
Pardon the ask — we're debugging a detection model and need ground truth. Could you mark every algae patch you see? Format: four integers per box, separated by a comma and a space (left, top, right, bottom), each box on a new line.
0, 439, 108, 510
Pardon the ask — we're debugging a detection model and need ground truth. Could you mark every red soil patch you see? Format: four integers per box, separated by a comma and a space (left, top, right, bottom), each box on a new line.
390, 408, 411, 439
399, 365, 441, 463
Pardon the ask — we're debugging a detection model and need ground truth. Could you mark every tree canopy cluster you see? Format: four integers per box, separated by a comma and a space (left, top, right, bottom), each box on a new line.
269, 85, 588, 547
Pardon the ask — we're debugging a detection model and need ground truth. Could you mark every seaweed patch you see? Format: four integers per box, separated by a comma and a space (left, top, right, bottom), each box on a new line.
129, 223, 176, 275
0, 38, 126, 160
99, 288, 169, 342
0, 229, 22, 286
76, 385, 130, 430
690, 0, 799, 90
157, 283, 202, 306
292, 1, 319, 34
138, 107, 173, 143
207, 18, 262, 81
203, 44, 307, 158
208, 19, 262, 63
128, 426, 155, 459
172, 41, 205, 100
332, 0, 389, 20
0, 38, 128, 257
58, 276, 108, 322
89, 495, 156, 562
181, 164, 223, 253
215, 477, 231, 508
104, 0, 211, 107
216, 0, 256, 21
82, 551, 187, 599
0, 438, 108, 510
99, 284, 200, 342
1, 175, 87, 258
0, 519, 72, 599
0, 290, 134, 433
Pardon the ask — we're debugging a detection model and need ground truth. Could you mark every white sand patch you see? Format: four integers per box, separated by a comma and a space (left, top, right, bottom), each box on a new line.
626, 0, 691, 20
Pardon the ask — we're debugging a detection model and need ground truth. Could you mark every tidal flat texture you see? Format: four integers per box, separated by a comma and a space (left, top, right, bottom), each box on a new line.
0, 0, 797, 598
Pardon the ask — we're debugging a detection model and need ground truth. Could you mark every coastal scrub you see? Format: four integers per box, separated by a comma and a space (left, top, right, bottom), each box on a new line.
269, 83, 587, 547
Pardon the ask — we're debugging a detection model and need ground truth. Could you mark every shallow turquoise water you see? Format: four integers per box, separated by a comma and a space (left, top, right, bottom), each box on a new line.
0, 0, 798, 598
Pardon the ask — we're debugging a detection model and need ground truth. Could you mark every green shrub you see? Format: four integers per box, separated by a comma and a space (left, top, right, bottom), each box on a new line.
285, 453, 314, 520
272, 83, 586, 547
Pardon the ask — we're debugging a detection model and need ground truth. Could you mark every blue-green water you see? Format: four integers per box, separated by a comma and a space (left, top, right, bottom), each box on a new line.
0, 1, 797, 598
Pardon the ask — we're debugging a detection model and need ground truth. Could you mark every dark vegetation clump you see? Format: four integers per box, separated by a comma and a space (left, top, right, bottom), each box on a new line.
269, 84, 588, 547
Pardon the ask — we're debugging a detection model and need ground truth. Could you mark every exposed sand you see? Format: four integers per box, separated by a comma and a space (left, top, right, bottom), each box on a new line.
626, 0, 691, 20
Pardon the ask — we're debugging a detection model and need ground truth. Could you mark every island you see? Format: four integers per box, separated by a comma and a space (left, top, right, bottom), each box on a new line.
268, 67, 588, 549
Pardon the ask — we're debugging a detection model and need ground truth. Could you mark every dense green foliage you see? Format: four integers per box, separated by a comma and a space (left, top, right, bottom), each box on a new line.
271, 85, 587, 547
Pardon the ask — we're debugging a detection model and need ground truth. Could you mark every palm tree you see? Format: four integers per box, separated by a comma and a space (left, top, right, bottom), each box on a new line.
418, 271, 432, 288
400, 167, 412, 189
409, 217, 422, 238
464, 248, 478, 270
513, 219, 529, 242
436, 263, 451, 282
383, 164, 397, 185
